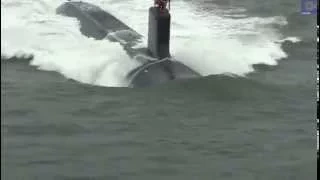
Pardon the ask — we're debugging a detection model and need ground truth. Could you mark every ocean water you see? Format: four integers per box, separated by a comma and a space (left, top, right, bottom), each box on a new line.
1, 0, 317, 179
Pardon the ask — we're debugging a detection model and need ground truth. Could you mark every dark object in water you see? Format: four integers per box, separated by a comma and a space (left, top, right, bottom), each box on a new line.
56, 1, 200, 87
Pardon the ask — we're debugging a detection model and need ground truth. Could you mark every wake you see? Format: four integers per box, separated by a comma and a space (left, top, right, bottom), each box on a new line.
1, 0, 300, 87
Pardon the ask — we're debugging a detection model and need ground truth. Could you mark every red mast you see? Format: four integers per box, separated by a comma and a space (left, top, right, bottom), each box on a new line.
154, 0, 170, 12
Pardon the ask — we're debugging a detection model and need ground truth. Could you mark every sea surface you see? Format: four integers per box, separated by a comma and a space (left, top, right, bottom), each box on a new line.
1, 0, 317, 179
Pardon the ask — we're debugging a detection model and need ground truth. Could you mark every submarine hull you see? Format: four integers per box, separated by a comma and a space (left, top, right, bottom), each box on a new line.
56, 1, 200, 87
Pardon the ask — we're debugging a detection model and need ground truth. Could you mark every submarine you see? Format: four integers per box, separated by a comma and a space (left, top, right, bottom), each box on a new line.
56, 1, 200, 87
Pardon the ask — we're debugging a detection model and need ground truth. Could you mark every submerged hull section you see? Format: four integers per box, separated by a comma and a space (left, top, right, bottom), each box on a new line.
56, 1, 200, 87
128, 58, 200, 88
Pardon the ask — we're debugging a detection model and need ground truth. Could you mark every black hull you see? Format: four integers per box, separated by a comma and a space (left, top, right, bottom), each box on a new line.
56, 1, 200, 87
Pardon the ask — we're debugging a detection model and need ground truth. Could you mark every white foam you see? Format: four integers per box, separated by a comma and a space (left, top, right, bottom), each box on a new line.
1, 0, 300, 87
1, 0, 141, 87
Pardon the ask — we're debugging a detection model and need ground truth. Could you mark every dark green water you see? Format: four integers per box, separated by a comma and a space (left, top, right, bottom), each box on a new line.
1, 0, 317, 179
